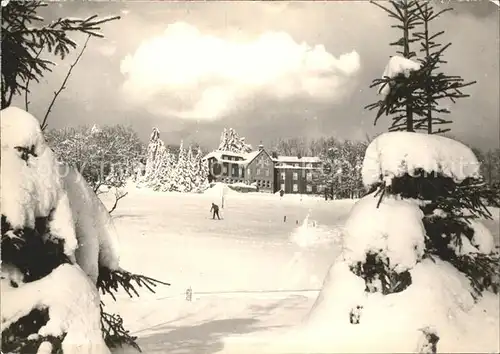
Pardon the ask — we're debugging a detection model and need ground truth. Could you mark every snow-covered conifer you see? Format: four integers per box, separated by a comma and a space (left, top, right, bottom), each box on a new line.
1, 107, 168, 353
144, 128, 162, 182
302, 131, 500, 354
170, 141, 190, 192
217, 127, 252, 153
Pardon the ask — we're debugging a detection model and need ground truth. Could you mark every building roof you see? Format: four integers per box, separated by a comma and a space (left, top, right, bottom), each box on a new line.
203, 149, 321, 165
275, 165, 322, 170
274, 156, 321, 163
203, 149, 265, 165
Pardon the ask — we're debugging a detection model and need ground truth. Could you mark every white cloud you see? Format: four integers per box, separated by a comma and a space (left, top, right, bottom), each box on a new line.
96, 43, 117, 57
120, 22, 361, 121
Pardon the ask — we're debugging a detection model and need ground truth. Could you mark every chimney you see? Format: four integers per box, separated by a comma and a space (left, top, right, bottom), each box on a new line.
258, 141, 264, 151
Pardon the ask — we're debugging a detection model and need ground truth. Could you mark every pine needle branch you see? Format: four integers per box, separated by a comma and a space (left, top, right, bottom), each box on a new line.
100, 305, 141, 352
97, 267, 170, 301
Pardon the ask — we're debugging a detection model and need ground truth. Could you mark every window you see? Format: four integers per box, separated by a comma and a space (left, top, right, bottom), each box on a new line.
256, 168, 261, 175
247, 168, 251, 175
281, 172, 286, 180
266, 181, 270, 188
223, 166, 228, 174
306, 172, 312, 181
293, 184, 298, 192
293, 172, 298, 180
306, 163, 312, 168
232, 166, 237, 176
280, 183, 285, 191
306, 184, 312, 193
265, 169, 270, 177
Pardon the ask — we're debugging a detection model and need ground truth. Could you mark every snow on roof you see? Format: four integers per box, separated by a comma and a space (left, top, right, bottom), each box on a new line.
203, 149, 264, 164
361, 132, 481, 187
203, 149, 322, 166
379, 55, 421, 96
275, 156, 321, 163
275, 165, 321, 170
242, 150, 262, 163
203, 150, 247, 161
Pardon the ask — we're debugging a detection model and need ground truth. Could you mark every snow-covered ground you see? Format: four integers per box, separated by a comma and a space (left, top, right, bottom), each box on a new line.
99, 188, 499, 354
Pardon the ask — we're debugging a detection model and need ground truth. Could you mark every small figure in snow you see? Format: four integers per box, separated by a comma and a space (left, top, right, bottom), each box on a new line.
210, 203, 221, 220
186, 286, 193, 302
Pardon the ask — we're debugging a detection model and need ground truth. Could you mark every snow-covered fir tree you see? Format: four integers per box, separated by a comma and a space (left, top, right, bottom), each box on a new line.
141, 128, 209, 193
365, 0, 475, 134
193, 147, 210, 192
144, 128, 163, 183
169, 141, 191, 193
155, 147, 177, 192
185, 146, 197, 192
276, 3, 500, 353
1, 107, 168, 353
296, 131, 500, 354
217, 128, 253, 153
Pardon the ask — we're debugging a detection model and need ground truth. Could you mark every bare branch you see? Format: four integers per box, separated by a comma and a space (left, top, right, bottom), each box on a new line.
41, 34, 91, 131
108, 190, 128, 214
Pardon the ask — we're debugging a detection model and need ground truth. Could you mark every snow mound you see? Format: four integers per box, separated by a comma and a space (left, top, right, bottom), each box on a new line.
379, 55, 421, 96
1, 264, 110, 354
1, 106, 78, 259
203, 182, 237, 198
228, 182, 258, 193
60, 165, 121, 283
258, 258, 498, 354
362, 132, 480, 188
290, 214, 342, 248
343, 194, 426, 272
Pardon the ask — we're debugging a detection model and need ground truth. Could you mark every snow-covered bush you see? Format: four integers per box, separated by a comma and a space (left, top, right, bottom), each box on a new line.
304, 131, 499, 353
1, 107, 168, 353
45, 124, 145, 193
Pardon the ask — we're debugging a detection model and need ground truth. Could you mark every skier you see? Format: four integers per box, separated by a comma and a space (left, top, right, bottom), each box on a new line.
210, 202, 221, 220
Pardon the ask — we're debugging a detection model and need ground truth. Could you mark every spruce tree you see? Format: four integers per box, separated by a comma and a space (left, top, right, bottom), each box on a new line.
365, 0, 476, 134
144, 128, 162, 182
171, 141, 189, 192
194, 147, 210, 192
362, 0, 499, 306
412, 1, 476, 134
156, 148, 176, 192
1, 108, 169, 354
1, 1, 119, 109
217, 127, 253, 153
365, 0, 422, 132
185, 146, 196, 192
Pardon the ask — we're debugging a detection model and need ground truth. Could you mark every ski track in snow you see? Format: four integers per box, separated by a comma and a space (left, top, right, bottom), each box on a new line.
99, 189, 499, 354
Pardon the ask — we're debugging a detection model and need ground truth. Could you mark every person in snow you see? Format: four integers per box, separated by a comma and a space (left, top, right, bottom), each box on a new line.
210, 203, 221, 220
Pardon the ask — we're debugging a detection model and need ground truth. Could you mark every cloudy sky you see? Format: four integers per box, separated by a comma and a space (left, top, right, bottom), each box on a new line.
17, 0, 500, 151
